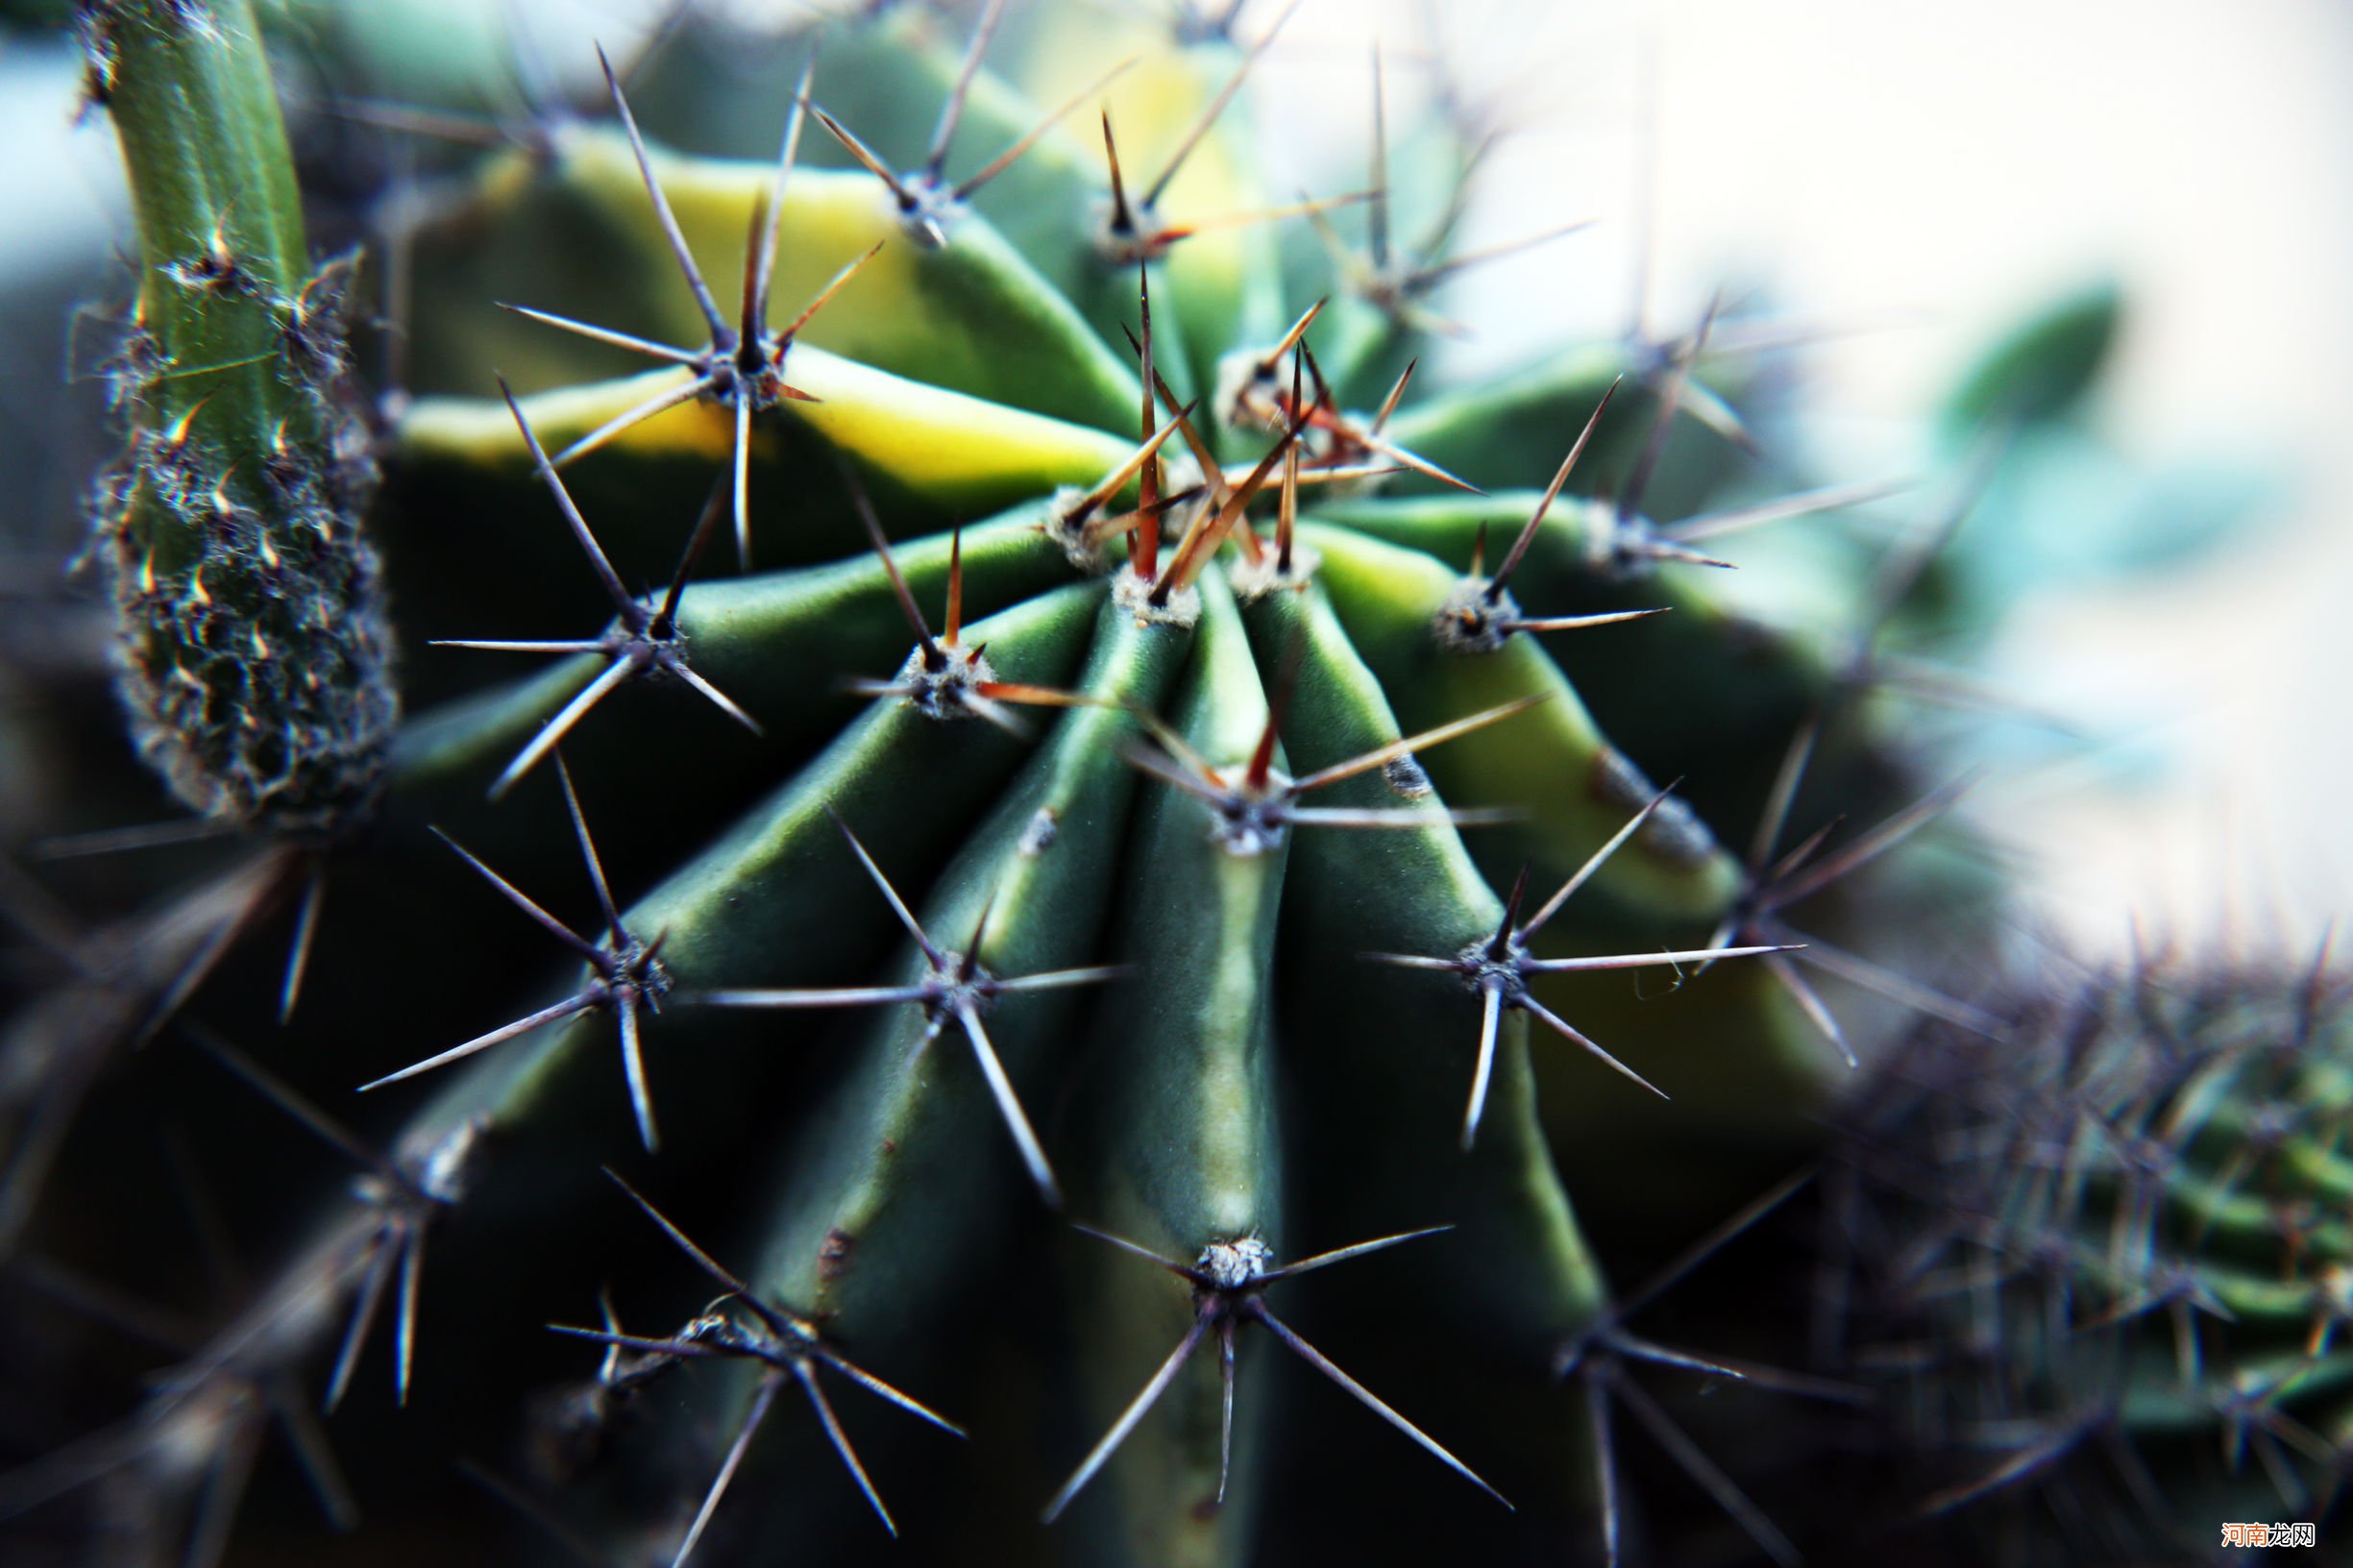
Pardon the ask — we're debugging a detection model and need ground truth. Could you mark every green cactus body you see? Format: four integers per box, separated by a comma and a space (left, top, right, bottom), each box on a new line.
0, 4, 2145, 1565
1838, 967, 2353, 1565
89, 0, 395, 836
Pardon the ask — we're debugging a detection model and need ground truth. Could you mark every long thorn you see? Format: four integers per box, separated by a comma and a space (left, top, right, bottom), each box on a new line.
1257, 297, 1327, 377
944, 527, 966, 648
1276, 425, 1299, 574
738, 190, 767, 364
753, 52, 817, 327
431, 827, 602, 962
1282, 805, 1523, 831
809, 1345, 967, 1436
549, 374, 711, 471
1100, 110, 1134, 234
796, 1360, 898, 1536
1765, 951, 1855, 1068
1619, 292, 1720, 524
1369, 357, 1416, 435
729, 365, 755, 569
1749, 715, 1821, 872
1519, 943, 1798, 974
599, 46, 729, 345
1243, 644, 1301, 794
1610, 1372, 1800, 1567
490, 659, 638, 800
1671, 475, 1913, 547
829, 811, 942, 968
394, 1229, 424, 1405
924, 0, 1007, 179
1217, 1317, 1238, 1503
618, 995, 657, 1153
1067, 1222, 1193, 1279
1519, 781, 1677, 940
811, 105, 916, 205
498, 378, 636, 613
1609, 1169, 1814, 1328
673, 664, 764, 735
1519, 997, 1666, 1099
185, 1417, 265, 1568
556, 755, 625, 941
1158, 189, 1373, 242
696, 984, 934, 1010
277, 862, 326, 1025
1289, 694, 1545, 795
1503, 608, 1668, 635
1787, 934, 2005, 1038
1122, 324, 1229, 507
25, 815, 235, 859
271, 1380, 357, 1529
955, 1001, 1061, 1208
1268, 1224, 1452, 1281
846, 466, 938, 660
656, 474, 730, 635
602, 1166, 751, 1296
497, 303, 699, 364
1137, 257, 1160, 538
1069, 405, 1193, 521
1587, 1370, 1623, 1567
1463, 982, 1504, 1148
1253, 1304, 1510, 1508
358, 993, 598, 1091
324, 1242, 396, 1414
955, 57, 1137, 202
774, 240, 885, 350
188, 1024, 399, 1184
1412, 217, 1594, 290
1764, 774, 1976, 912
543, 1325, 727, 1360
1042, 1319, 1209, 1522
672, 1373, 779, 1566
431, 639, 612, 654
1141, 0, 1302, 210
1491, 377, 1621, 600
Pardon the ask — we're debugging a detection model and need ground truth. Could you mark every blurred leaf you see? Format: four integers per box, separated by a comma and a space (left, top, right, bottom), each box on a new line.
1939, 280, 2123, 440
1959, 429, 2279, 600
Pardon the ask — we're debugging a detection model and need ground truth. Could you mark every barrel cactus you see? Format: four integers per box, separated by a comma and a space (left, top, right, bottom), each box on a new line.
0, 2, 2176, 1565
1829, 958, 2353, 1565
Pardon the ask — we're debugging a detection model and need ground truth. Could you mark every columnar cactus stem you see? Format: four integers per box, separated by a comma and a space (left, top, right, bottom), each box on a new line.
87, 0, 395, 835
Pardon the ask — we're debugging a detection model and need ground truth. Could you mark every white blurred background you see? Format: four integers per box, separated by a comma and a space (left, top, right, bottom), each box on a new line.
6, 0, 2348, 962
1260, 0, 2353, 967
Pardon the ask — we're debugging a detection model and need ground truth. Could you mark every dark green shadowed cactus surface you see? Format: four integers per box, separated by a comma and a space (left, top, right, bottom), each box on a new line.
0, 3, 2315, 1567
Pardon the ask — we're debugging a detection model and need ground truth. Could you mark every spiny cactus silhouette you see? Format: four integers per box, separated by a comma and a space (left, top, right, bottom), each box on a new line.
1829, 953, 2353, 1566
0, 2, 2215, 1565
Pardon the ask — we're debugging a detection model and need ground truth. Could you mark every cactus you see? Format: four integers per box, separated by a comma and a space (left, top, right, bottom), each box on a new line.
81, 0, 395, 838
0, 3, 2187, 1565
1829, 957, 2353, 1566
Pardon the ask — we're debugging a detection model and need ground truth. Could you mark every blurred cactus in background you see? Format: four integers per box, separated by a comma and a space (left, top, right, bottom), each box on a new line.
1830, 959, 2353, 1566
0, 2, 2322, 1565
